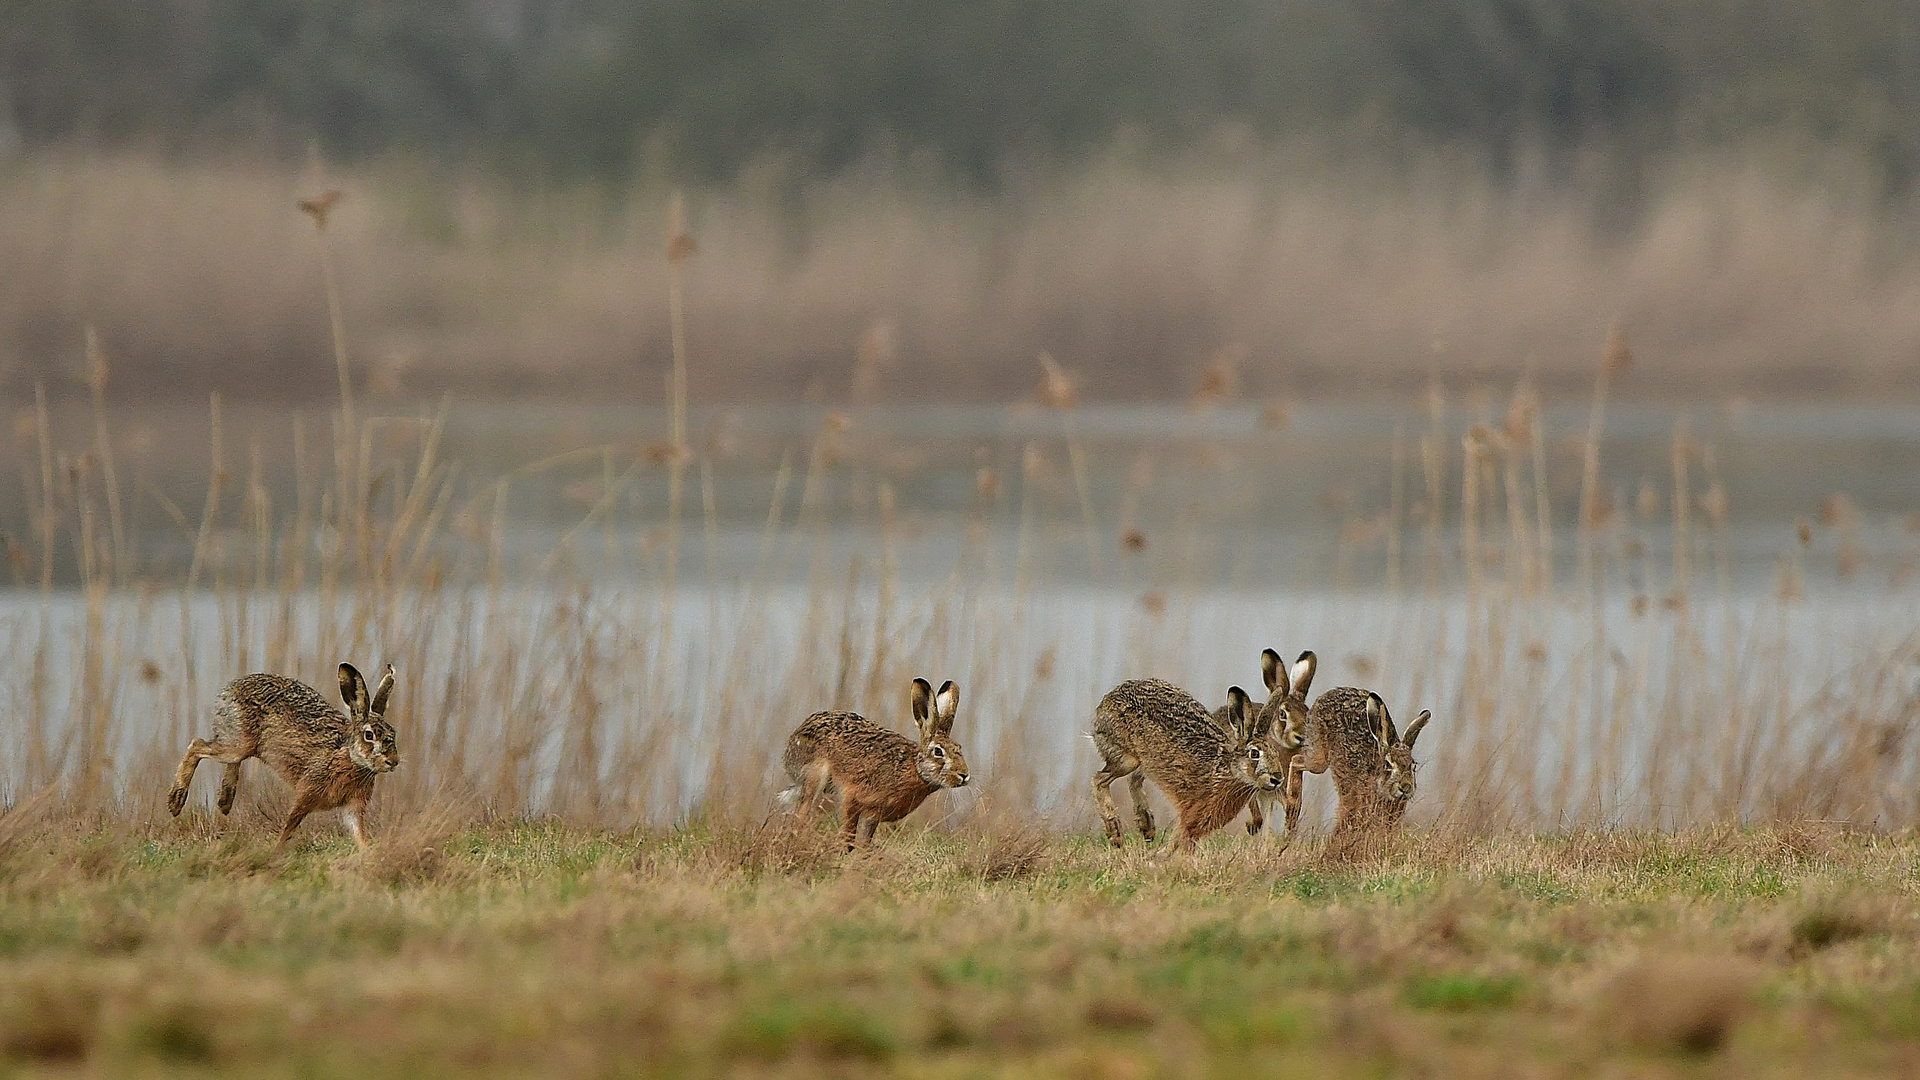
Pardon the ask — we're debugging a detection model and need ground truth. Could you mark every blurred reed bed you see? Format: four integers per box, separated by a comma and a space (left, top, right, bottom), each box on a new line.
12, 149, 1920, 403
4, 201, 1919, 839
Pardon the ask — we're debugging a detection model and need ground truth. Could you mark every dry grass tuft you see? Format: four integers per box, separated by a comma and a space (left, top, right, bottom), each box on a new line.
1601, 954, 1757, 1054
1084, 995, 1157, 1031
0, 984, 99, 1064
359, 796, 474, 887
970, 819, 1051, 882
1789, 901, 1883, 956
0, 789, 60, 868
727, 814, 847, 877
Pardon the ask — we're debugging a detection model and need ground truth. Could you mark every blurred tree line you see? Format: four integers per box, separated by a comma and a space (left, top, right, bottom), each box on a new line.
4, 0, 1920, 189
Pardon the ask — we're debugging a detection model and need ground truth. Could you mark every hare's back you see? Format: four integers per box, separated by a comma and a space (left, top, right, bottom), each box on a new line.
787, 711, 916, 774
1311, 687, 1383, 768
1095, 679, 1221, 749
219, 673, 346, 740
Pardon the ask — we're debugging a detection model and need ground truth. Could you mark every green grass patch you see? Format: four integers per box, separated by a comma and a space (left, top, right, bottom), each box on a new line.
1405, 972, 1525, 1010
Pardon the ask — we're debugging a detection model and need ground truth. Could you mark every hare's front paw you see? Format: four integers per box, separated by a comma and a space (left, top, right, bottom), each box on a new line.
167, 786, 189, 817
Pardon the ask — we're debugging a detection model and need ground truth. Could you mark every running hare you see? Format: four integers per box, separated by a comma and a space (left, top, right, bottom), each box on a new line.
1286, 686, 1429, 843
1093, 678, 1283, 850
780, 678, 970, 851
167, 664, 399, 850
1209, 649, 1316, 836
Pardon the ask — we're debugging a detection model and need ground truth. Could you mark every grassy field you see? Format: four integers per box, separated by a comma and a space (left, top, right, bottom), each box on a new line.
7, 162, 1920, 1077
1, 811, 1917, 1078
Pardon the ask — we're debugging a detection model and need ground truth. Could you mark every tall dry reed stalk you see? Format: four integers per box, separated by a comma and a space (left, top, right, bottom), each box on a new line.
5, 260, 1916, 843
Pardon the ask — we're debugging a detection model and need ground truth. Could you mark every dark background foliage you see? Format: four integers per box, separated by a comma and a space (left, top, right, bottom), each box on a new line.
6, 0, 1919, 190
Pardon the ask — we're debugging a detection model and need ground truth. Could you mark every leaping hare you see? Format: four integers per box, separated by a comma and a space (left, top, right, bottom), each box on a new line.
1210, 649, 1316, 836
780, 678, 970, 851
1286, 686, 1429, 843
1093, 678, 1284, 850
167, 664, 399, 850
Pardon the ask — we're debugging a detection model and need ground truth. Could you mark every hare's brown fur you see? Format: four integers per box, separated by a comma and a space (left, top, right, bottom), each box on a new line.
1286, 686, 1429, 849
1093, 678, 1283, 850
782, 678, 968, 850
167, 664, 398, 850
1211, 650, 1316, 837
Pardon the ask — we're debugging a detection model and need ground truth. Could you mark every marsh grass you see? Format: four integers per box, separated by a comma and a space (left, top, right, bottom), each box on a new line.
12, 150, 1920, 402
0, 822, 1914, 1076
5, 320, 1920, 841
4, 159, 1920, 849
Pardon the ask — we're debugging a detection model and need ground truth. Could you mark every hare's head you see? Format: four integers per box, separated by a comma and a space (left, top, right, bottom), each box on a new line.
910, 678, 969, 789
1222, 685, 1285, 791
1258, 649, 1316, 751
340, 663, 398, 774
1365, 692, 1428, 802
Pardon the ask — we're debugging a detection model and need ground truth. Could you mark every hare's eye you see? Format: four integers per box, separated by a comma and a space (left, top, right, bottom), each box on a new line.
930, 746, 945, 758
1247, 747, 1261, 760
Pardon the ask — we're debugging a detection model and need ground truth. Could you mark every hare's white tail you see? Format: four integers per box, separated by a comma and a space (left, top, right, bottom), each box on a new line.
775, 785, 802, 809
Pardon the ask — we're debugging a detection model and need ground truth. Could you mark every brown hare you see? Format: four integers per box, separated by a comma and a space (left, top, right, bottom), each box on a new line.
1285, 686, 1429, 845
167, 664, 399, 850
780, 678, 970, 851
1210, 649, 1316, 836
1093, 678, 1284, 850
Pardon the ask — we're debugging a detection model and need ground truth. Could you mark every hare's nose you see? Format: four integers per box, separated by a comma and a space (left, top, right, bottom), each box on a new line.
952, 772, 969, 786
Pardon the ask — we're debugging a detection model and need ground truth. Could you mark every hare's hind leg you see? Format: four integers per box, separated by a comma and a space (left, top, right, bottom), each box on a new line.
836, 790, 863, 851
168, 738, 245, 816
216, 762, 244, 815
275, 780, 328, 850
1126, 773, 1157, 843
1091, 755, 1137, 848
795, 760, 832, 821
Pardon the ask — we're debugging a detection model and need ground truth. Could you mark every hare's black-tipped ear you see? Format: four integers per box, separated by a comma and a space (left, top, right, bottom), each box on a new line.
1364, 693, 1389, 747
910, 678, 934, 737
1403, 710, 1430, 748
370, 664, 396, 718
339, 663, 368, 719
1226, 686, 1253, 742
1290, 652, 1317, 698
1261, 649, 1285, 696
933, 680, 959, 734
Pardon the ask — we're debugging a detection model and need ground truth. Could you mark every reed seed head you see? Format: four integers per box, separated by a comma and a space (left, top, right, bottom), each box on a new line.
1701, 484, 1729, 525
298, 189, 342, 230
1636, 481, 1661, 521
1819, 493, 1857, 528
1602, 325, 1634, 376
1036, 352, 1077, 410
666, 231, 698, 263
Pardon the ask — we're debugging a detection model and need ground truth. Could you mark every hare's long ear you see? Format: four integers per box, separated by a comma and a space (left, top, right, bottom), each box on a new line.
1402, 710, 1431, 748
910, 678, 934, 740
370, 664, 396, 718
1261, 649, 1286, 696
339, 663, 369, 720
1290, 651, 1317, 698
1364, 692, 1391, 747
1226, 686, 1254, 741
933, 680, 960, 736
